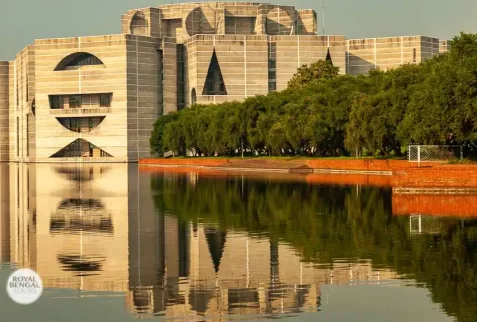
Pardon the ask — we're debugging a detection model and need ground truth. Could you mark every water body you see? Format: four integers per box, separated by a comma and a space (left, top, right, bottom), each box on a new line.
0, 163, 475, 322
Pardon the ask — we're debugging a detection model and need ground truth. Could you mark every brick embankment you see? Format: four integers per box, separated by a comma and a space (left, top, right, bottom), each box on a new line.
393, 193, 477, 217
139, 158, 477, 188
392, 165, 477, 188
139, 158, 434, 171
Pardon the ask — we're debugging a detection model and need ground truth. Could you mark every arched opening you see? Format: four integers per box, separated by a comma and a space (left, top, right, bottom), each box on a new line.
54, 52, 104, 71
191, 88, 197, 105
130, 11, 148, 36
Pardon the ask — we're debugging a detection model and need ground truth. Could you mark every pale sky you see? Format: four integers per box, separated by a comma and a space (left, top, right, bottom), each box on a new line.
0, 0, 476, 60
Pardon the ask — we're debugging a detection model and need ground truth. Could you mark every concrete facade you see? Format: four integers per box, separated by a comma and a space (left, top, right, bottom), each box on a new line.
0, 2, 448, 162
346, 36, 440, 75
440, 40, 452, 53
3, 35, 162, 163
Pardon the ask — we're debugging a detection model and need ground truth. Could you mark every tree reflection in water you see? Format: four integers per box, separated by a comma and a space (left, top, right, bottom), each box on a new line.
152, 173, 477, 322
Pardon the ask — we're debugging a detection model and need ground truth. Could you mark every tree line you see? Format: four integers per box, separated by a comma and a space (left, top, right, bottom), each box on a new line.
150, 33, 477, 158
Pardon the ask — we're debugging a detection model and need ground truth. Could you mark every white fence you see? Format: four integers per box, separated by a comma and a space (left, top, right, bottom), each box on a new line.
408, 145, 463, 163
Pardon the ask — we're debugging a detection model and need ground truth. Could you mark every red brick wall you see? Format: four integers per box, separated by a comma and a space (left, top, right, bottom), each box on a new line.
392, 166, 477, 188
139, 158, 477, 188
393, 194, 477, 217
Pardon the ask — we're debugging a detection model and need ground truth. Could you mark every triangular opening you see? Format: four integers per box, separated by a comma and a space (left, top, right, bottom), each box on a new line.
325, 48, 333, 66
51, 139, 112, 158
202, 50, 227, 95
204, 227, 227, 273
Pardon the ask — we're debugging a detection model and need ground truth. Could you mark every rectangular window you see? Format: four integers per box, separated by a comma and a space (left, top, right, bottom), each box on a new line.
268, 59, 276, 69
69, 95, 82, 108
268, 70, 276, 80
268, 81, 276, 91
413, 48, 417, 63
99, 94, 111, 107
49, 96, 64, 109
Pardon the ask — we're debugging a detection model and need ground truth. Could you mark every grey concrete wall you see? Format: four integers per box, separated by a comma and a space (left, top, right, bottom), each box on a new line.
126, 35, 163, 160
9, 46, 35, 162
33, 35, 129, 162
185, 34, 269, 105
162, 37, 178, 114
184, 34, 346, 104
122, 3, 318, 41
0, 62, 9, 161
346, 36, 440, 75
297, 9, 317, 35
275, 35, 346, 90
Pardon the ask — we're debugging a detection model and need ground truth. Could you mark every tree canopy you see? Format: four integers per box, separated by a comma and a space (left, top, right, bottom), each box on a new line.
150, 33, 477, 158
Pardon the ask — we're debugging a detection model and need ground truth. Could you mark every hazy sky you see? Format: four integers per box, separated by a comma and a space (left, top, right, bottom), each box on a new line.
1, 0, 476, 60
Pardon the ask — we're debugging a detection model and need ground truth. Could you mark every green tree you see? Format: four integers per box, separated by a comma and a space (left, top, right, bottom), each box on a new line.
150, 113, 178, 156
287, 60, 340, 90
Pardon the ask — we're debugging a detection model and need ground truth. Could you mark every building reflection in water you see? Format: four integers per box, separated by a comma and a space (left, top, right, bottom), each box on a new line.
0, 164, 402, 320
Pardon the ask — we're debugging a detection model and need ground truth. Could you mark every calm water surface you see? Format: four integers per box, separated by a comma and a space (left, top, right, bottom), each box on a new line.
0, 163, 475, 322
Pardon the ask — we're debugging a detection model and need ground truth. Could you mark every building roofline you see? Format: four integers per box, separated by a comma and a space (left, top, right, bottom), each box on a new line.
33, 33, 128, 42
347, 35, 440, 41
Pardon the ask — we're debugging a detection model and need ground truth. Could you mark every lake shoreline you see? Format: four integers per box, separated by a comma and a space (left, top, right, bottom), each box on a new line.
139, 157, 477, 189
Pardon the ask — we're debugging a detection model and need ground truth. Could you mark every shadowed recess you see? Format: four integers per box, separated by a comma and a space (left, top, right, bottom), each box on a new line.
204, 227, 227, 273
54, 52, 104, 71
56, 116, 105, 133
51, 139, 112, 158
326, 48, 333, 66
57, 255, 105, 276
202, 50, 227, 95
130, 11, 148, 36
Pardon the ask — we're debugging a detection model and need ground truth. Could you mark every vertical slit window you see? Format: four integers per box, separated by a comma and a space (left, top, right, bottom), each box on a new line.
268, 41, 277, 92
413, 48, 417, 63
177, 45, 186, 110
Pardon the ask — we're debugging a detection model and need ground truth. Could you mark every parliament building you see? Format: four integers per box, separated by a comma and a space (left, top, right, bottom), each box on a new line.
0, 2, 448, 162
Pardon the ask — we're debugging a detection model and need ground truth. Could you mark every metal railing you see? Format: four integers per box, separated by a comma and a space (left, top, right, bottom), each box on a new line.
50, 107, 111, 115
